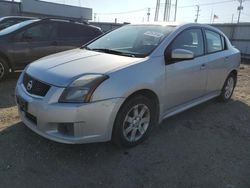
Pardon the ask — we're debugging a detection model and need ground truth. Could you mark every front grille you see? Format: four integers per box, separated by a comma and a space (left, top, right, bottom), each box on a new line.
23, 73, 51, 97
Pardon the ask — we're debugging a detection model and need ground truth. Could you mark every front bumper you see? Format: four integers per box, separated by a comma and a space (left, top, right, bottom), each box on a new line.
16, 82, 124, 144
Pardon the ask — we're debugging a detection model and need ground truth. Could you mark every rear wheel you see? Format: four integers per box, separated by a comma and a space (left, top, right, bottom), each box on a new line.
0, 58, 9, 81
112, 95, 156, 147
218, 73, 236, 102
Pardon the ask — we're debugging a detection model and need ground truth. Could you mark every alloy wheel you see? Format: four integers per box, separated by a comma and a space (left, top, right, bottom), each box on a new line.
224, 77, 234, 99
122, 104, 150, 142
0, 62, 5, 79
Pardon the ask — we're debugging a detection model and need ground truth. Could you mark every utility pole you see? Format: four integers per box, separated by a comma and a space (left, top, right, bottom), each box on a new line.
154, 0, 160, 21
174, 0, 178, 21
163, 0, 167, 21
231, 14, 234, 23
194, 5, 200, 23
94, 13, 97, 22
147, 8, 151, 22
168, 0, 172, 21
163, 0, 171, 21
237, 0, 244, 23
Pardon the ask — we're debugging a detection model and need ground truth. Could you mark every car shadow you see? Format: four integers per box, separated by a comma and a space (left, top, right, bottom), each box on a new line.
0, 72, 21, 108
0, 98, 250, 187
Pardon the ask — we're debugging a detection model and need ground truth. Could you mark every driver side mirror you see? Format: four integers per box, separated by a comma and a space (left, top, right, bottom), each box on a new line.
171, 49, 194, 61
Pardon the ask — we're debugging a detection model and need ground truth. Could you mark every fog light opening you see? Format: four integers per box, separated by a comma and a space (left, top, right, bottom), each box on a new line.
58, 123, 74, 136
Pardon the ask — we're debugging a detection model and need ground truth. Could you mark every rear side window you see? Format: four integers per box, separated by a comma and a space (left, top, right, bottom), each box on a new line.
221, 35, 227, 50
205, 30, 223, 53
170, 28, 204, 57
58, 23, 98, 39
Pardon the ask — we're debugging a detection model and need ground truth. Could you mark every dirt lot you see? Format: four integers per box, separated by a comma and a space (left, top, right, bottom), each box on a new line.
0, 64, 250, 188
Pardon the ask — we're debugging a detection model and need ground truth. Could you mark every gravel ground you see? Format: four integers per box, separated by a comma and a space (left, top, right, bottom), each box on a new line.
0, 64, 250, 188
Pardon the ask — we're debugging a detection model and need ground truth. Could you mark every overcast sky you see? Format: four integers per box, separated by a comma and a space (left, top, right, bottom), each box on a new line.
39, 0, 250, 23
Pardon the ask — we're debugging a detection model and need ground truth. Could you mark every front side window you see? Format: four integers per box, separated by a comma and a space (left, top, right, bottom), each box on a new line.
86, 25, 175, 57
23, 23, 53, 41
205, 30, 223, 53
170, 28, 204, 57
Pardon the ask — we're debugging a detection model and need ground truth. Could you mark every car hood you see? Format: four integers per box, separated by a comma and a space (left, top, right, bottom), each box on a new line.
26, 48, 144, 87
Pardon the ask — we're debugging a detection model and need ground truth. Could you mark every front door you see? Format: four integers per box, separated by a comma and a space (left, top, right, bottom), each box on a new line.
164, 28, 208, 111
24, 22, 59, 62
12, 22, 58, 69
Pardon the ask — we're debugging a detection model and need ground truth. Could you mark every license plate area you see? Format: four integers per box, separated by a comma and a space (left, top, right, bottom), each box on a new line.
16, 95, 28, 112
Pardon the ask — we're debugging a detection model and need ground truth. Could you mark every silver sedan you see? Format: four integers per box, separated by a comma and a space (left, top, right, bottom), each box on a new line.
16, 23, 241, 147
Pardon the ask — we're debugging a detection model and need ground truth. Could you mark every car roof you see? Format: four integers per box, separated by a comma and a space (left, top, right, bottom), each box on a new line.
38, 18, 101, 30
129, 22, 185, 27
0, 16, 36, 20
128, 22, 224, 35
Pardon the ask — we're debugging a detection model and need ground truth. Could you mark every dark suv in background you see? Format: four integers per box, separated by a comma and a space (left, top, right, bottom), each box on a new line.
0, 16, 35, 31
0, 18, 102, 80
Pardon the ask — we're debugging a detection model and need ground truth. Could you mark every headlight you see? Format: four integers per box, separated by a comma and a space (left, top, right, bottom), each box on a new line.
59, 74, 109, 103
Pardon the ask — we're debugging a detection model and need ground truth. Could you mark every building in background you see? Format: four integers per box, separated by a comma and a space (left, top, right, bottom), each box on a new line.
0, 0, 92, 21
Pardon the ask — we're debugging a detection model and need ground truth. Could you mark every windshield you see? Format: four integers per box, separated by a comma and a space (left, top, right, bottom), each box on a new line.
0, 20, 37, 36
86, 25, 175, 57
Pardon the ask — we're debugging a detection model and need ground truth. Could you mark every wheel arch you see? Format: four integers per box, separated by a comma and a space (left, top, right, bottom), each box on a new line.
0, 51, 13, 71
229, 69, 238, 84
117, 89, 160, 124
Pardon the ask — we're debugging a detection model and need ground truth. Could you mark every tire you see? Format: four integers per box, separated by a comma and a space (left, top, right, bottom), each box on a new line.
0, 57, 9, 81
112, 95, 156, 148
218, 73, 236, 102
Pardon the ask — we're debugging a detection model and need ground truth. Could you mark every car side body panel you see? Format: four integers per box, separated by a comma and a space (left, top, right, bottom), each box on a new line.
92, 56, 166, 117
93, 23, 241, 124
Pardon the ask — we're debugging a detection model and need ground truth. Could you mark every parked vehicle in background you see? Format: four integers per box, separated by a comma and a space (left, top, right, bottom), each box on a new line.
0, 18, 102, 80
0, 16, 35, 31
16, 23, 240, 147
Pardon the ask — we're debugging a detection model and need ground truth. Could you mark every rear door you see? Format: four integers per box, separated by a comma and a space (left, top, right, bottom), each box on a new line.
55, 23, 100, 51
203, 29, 228, 93
164, 28, 208, 111
56, 23, 84, 51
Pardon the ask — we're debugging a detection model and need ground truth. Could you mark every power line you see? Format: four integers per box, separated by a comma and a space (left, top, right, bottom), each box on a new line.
96, 8, 147, 15
241, 12, 250, 17
178, 0, 234, 8
96, 0, 234, 16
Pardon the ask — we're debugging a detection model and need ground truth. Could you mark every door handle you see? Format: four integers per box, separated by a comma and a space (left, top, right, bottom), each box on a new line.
225, 56, 229, 61
51, 41, 58, 46
200, 64, 206, 70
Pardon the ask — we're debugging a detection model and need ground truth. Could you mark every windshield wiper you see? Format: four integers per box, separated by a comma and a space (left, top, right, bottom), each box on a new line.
87, 48, 137, 57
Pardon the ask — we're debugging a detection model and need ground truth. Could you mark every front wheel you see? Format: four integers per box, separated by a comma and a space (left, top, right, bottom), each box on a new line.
218, 73, 236, 102
112, 95, 156, 147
